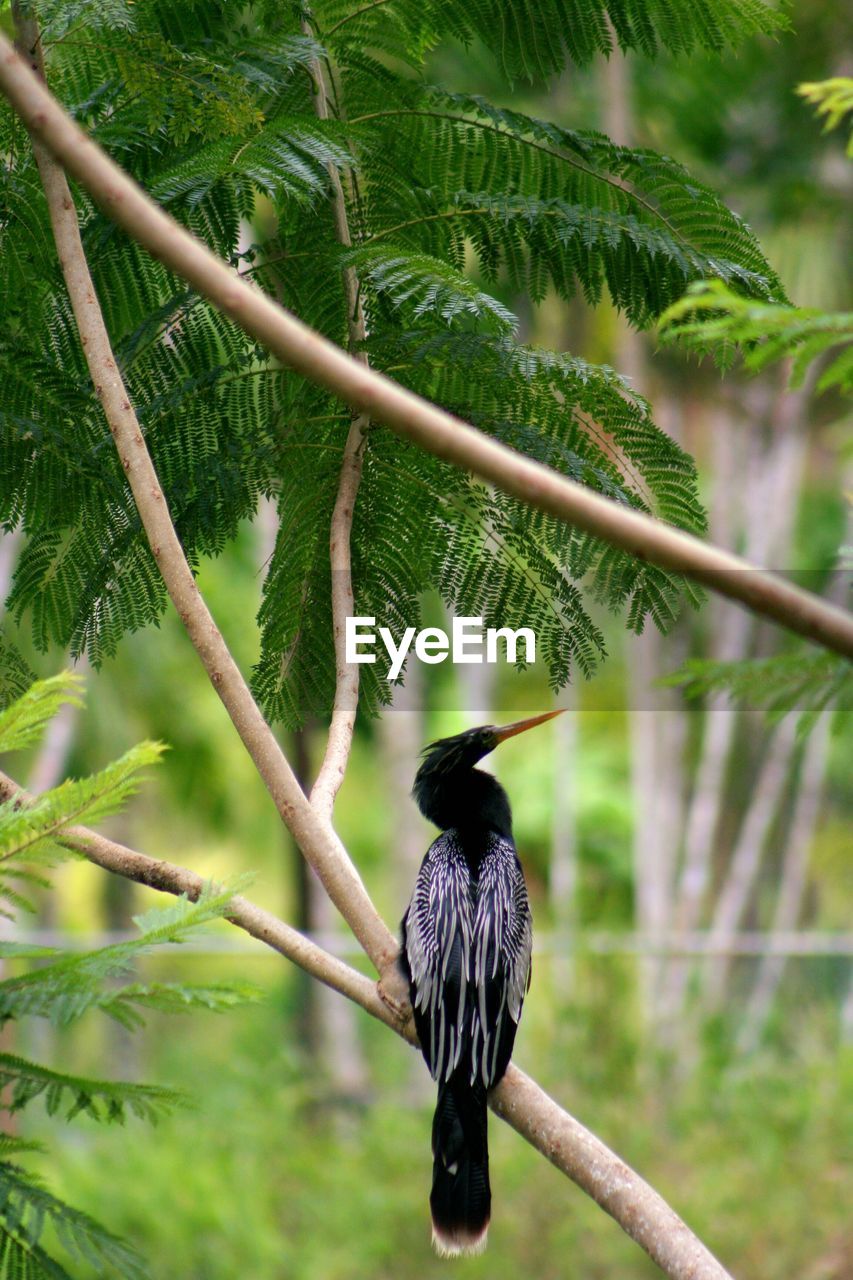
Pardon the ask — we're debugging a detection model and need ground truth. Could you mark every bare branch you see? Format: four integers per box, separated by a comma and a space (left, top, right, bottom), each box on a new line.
305, 39, 369, 819
0, 34, 850, 659
0, 764, 733, 1280
492, 1066, 732, 1280
9, 13, 396, 976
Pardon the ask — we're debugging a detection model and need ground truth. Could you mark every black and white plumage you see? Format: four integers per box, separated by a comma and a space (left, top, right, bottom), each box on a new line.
404, 829, 531, 1091
400, 713, 559, 1257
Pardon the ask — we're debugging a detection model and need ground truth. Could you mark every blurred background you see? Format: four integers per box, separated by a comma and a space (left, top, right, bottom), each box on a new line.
0, 1, 851, 1277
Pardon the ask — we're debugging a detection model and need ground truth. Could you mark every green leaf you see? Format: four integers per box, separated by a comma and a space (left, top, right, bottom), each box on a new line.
659, 279, 853, 390
0, 1054, 185, 1124
323, 0, 786, 81
0, 676, 83, 756
0, 1163, 146, 1280
661, 652, 853, 737
0, 741, 167, 865
797, 77, 853, 154
0, 884, 258, 1027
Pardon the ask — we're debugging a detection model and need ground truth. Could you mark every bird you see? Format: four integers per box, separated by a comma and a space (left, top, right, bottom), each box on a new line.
400, 710, 562, 1257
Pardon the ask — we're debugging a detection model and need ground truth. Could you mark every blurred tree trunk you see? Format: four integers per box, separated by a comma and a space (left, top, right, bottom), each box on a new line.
378, 665, 430, 1098
660, 371, 811, 1037
378, 665, 427, 919
549, 695, 578, 993
102, 845, 137, 1077
29, 661, 87, 930
701, 715, 799, 1010
256, 498, 368, 1095
736, 710, 831, 1053
600, 49, 691, 1026
307, 863, 369, 1098
289, 717, 368, 1098
734, 495, 847, 1050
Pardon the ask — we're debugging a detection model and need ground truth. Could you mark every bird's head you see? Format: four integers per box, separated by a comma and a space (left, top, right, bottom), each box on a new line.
413, 711, 563, 833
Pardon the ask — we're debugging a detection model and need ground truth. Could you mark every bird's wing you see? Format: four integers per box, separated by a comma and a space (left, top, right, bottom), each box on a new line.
470, 834, 532, 1088
403, 831, 473, 1084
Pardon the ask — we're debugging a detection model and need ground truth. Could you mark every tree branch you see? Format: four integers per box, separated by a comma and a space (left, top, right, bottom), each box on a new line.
0, 767, 397, 1030
9, 12, 396, 977
0, 33, 849, 660
304, 35, 369, 819
0, 765, 733, 1280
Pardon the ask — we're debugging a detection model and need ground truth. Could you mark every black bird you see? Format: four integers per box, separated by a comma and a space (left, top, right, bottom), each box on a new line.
400, 710, 562, 1256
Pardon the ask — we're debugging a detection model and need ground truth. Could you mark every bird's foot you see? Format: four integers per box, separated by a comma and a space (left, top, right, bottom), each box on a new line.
377, 962, 411, 1026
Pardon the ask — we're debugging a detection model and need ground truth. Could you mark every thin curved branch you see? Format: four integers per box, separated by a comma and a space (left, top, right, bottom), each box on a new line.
324, 0, 395, 38
0, 768, 396, 1029
492, 1066, 732, 1280
9, 12, 396, 976
0, 765, 732, 1280
0, 35, 849, 658
303, 29, 369, 819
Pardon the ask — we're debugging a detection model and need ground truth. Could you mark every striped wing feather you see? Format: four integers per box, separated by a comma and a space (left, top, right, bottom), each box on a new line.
404, 831, 532, 1088
405, 831, 472, 1083
471, 836, 532, 1086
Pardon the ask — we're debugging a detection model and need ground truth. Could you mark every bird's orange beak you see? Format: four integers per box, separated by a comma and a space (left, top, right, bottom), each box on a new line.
492, 709, 565, 744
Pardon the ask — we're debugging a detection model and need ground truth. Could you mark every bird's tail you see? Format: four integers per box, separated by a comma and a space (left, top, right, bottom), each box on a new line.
430, 1073, 490, 1257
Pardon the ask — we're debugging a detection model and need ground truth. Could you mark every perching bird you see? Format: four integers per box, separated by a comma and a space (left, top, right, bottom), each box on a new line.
400, 710, 562, 1257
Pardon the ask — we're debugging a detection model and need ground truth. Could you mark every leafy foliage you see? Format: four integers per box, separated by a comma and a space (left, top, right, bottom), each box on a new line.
0, 677, 257, 1278
0, 673, 163, 912
0, 1054, 184, 1124
797, 76, 853, 155
316, 0, 786, 82
0, 0, 782, 724
0, 1161, 147, 1280
658, 76, 852, 739
0, 632, 35, 713
659, 279, 853, 392
0, 888, 259, 1028
663, 652, 853, 738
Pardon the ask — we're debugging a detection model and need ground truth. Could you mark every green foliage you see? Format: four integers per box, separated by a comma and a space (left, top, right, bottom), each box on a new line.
0, 0, 781, 724
0, 633, 35, 713
0, 887, 260, 1027
797, 76, 853, 154
0, 1053, 184, 1124
41, 965, 852, 1280
663, 652, 853, 737
0, 741, 166, 864
0, 677, 257, 1278
655, 76, 852, 740
0, 673, 83, 754
316, 0, 786, 81
0, 1161, 146, 1280
659, 279, 853, 392
0, 673, 163, 911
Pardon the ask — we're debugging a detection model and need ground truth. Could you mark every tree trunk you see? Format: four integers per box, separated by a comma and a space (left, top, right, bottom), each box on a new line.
736, 711, 831, 1053
701, 716, 799, 1010
661, 372, 811, 1034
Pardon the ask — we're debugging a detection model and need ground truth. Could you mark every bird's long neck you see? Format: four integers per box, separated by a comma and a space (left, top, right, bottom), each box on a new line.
414, 766, 513, 841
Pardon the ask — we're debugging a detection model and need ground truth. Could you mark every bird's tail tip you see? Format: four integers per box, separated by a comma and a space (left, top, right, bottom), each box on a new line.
431, 1221, 489, 1258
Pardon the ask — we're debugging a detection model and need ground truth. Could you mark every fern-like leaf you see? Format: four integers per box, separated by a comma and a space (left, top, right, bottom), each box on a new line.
663, 652, 853, 737
0, 884, 258, 1027
797, 77, 853, 154
320, 0, 785, 81
0, 1164, 146, 1280
0, 742, 167, 866
659, 279, 853, 391
0, 1053, 185, 1124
